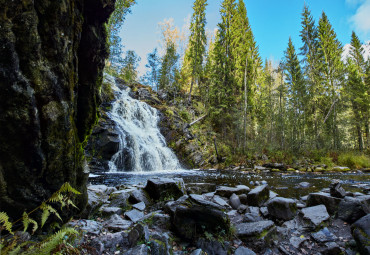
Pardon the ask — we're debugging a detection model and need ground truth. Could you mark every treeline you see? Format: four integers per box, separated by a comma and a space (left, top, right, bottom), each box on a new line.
108, 0, 370, 155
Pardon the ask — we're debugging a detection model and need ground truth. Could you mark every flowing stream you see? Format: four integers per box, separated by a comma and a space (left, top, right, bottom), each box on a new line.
105, 75, 182, 172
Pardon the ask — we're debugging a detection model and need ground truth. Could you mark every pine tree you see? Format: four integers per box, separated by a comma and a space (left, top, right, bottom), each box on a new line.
284, 37, 306, 151
143, 48, 160, 90
119, 50, 141, 83
317, 11, 344, 150
186, 0, 208, 103
159, 42, 180, 97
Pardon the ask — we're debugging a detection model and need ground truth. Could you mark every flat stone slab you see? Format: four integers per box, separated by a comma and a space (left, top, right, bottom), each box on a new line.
125, 209, 145, 223
301, 205, 330, 226
68, 219, 103, 235
104, 214, 132, 231
212, 195, 231, 208
235, 246, 256, 255
215, 185, 250, 198
247, 185, 269, 206
133, 202, 146, 211
236, 220, 275, 238
311, 227, 337, 243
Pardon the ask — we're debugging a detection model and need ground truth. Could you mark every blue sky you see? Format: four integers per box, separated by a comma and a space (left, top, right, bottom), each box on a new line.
120, 0, 370, 75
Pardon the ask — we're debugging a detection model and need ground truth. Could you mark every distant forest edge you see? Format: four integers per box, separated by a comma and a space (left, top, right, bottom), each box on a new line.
105, 0, 370, 167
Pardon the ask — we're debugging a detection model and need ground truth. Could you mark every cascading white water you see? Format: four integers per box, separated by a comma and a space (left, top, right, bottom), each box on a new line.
105, 75, 182, 172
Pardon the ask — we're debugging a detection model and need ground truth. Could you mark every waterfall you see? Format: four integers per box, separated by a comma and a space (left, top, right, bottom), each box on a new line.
105, 75, 182, 172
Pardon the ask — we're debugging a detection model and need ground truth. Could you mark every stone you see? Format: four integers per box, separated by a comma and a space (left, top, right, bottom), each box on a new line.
171, 195, 230, 240
247, 185, 270, 206
123, 244, 149, 255
128, 224, 150, 247
129, 188, 150, 205
351, 214, 370, 255
289, 236, 307, 249
196, 238, 230, 255
307, 192, 342, 215
100, 206, 122, 217
109, 189, 132, 208
323, 242, 342, 255
215, 185, 250, 198
298, 182, 311, 188
104, 214, 133, 232
239, 194, 248, 204
234, 247, 256, 255
68, 220, 103, 235
260, 207, 269, 217
262, 163, 287, 171
133, 202, 146, 211
301, 205, 330, 227
150, 213, 171, 230
230, 193, 241, 209
329, 181, 346, 198
236, 220, 275, 238
125, 209, 144, 223
267, 197, 297, 221
190, 249, 206, 255
186, 183, 217, 194
164, 195, 189, 217
311, 227, 337, 243
244, 213, 263, 223
144, 178, 186, 201
90, 231, 129, 254
238, 204, 248, 214
213, 195, 232, 209
227, 210, 244, 224
338, 196, 370, 223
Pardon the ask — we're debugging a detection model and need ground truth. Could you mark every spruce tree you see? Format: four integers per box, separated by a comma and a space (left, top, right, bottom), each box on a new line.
317, 11, 344, 149
186, 0, 208, 103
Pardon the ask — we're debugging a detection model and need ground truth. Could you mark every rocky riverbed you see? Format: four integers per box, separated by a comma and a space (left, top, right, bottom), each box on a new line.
67, 176, 370, 255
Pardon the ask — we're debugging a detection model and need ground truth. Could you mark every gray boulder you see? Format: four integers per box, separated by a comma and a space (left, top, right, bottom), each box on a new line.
230, 193, 241, 209
338, 196, 370, 223
90, 231, 129, 254
235, 247, 256, 255
267, 197, 297, 221
104, 214, 132, 232
109, 189, 132, 208
215, 185, 250, 198
351, 214, 370, 255
144, 178, 186, 201
68, 219, 103, 235
307, 192, 342, 215
301, 205, 330, 228
329, 181, 346, 198
125, 209, 145, 223
247, 185, 270, 206
311, 227, 337, 243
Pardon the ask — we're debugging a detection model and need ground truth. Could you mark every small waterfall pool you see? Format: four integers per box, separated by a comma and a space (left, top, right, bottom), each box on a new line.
105, 75, 182, 172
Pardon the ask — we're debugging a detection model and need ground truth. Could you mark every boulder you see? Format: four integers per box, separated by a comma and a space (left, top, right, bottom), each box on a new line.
186, 183, 217, 194
247, 185, 270, 206
133, 202, 146, 211
144, 178, 186, 201
196, 238, 230, 255
123, 244, 150, 255
68, 220, 103, 235
329, 181, 346, 198
338, 196, 370, 223
311, 227, 337, 243
129, 188, 151, 205
230, 193, 241, 209
267, 197, 297, 221
236, 220, 276, 251
351, 214, 370, 255
99, 206, 122, 217
109, 189, 132, 208
104, 214, 132, 232
215, 185, 250, 198
90, 231, 129, 254
262, 163, 287, 171
125, 209, 145, 223
307, 192, 342, 215
300, 205, 330, 228
128, 224, 150, 248
171, 195, 230, 240
213, 195, 232, 209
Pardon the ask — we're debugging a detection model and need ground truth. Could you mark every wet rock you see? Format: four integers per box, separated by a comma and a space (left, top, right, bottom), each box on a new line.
262, 163, 287, 171
104, 214, 133, 232
236, 220, 276, 250
298, 182, 311, 188
311, 227, 337, 243
164, 195, 189, 217
247, 185, 270, 206
215, 185, 250, 198
190, 249, 206, 255
128, 224, 150, 247
171, 195, 230, 239
68, 220, 103, 235
267, 197, 297, 221
230, 193, 241, 209
125, 209, 144, 223
351, 214, 370, 255
133, 202, 146, 211
307, 192, 342, 215
144, 178, 186, 201
196, 238, 230, 255
329, 181, 346, 198
338, 196, 370, 223
234, 246, 256, 255
301, 205, 330, 227
289, 236, 307, 249
123, 244, 149, 255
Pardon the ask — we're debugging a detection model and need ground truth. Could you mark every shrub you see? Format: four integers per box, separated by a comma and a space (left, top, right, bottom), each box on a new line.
337, 152, 370, 169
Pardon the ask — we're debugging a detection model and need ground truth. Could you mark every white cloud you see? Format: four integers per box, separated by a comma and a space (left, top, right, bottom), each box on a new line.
350, 0, 370, 37
346, 0, 365, 7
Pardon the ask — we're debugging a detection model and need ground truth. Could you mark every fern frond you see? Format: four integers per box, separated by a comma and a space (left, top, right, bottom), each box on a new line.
41, 210, 50, 228
66, 199, 79, 209
60, 183, 81, 195
0, 211, 14, 234
22, 212, 38, 234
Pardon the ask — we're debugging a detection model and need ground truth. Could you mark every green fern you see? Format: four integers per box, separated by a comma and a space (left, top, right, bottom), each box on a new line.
0, 212, 14, 234
22, 212, 38, 234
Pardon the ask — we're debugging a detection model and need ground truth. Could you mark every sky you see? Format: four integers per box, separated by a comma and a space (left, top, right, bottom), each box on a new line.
119, 0, 370, 76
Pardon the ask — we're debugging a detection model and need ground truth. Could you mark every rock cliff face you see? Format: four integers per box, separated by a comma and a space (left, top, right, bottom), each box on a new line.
0, 0, 115, 219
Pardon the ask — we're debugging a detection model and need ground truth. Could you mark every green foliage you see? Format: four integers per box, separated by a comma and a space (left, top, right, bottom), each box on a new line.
179, 110, 191, 122
0, 183, 81, 254
119, 50, 141, 83
338, 152, 370, 169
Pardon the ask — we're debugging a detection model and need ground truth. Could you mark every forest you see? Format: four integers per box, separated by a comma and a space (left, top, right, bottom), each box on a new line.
108, 0, 370, 168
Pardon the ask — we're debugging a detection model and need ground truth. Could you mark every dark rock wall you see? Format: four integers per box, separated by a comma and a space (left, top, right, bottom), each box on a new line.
0, 0, 115, 220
